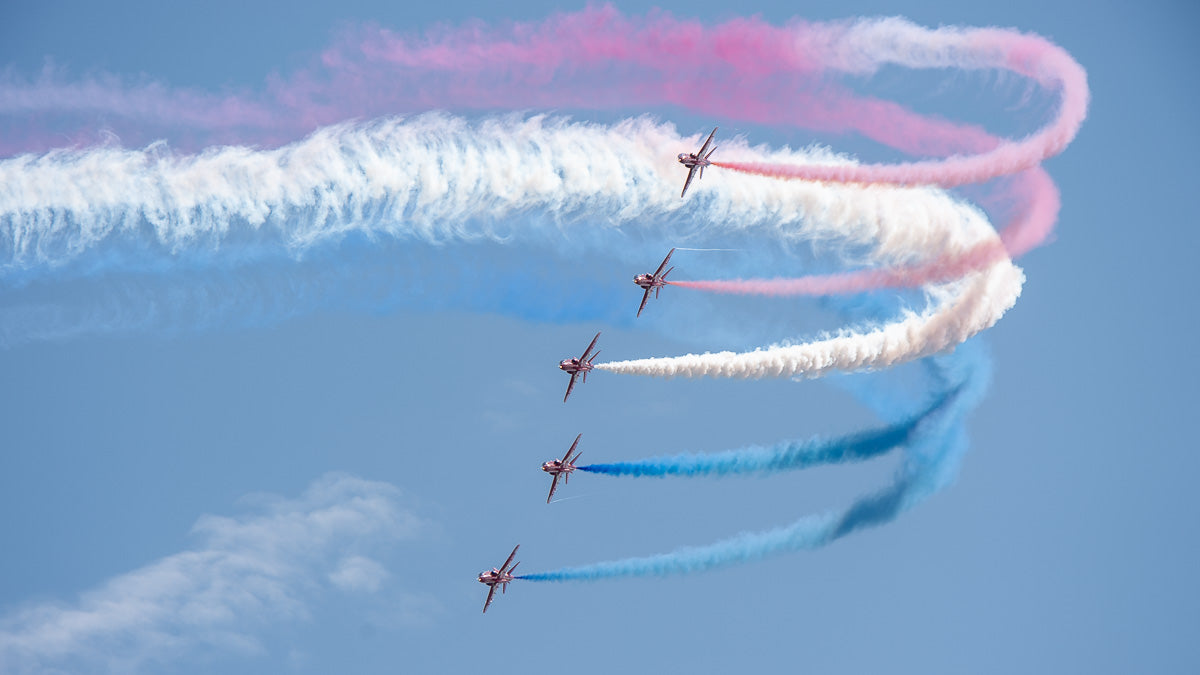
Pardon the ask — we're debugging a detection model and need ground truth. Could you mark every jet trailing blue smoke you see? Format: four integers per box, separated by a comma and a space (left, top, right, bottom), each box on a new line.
519, 340, 990, 583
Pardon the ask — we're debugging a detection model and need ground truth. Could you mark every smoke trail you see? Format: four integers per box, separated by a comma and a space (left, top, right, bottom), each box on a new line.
667, 242, 1009, 297
579, 415, 919, 478
521, 341, 989, 582
684, 20, 1086, 295
711, 21, 1089, 188
0, 115, 989, 283
0, 9, 1084, 165
667, 166, 1060, 299
597, 261, 1022, 380
579, 384, 963, 478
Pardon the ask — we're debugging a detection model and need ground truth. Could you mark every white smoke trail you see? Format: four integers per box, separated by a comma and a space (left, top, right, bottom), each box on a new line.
0, 113, 1013, 380
1, 114, 990, 278
598, 262, 1022, 379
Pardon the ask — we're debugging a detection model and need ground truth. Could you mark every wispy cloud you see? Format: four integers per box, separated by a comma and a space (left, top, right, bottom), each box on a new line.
328, 555, 390, 593
0, 473, 421, 674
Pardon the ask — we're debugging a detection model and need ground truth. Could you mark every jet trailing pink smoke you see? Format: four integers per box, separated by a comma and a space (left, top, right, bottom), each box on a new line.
669, 241, 1010, 297
681, 21, 1086, 298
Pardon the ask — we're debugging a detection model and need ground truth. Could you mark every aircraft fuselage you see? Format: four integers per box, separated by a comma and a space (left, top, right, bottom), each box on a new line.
678, 152, 711, 169
559, 358, 591, 374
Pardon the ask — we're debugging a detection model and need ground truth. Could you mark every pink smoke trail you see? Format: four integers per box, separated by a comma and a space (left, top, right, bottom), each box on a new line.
2, 8, 1080, 162
711, 25, 1089, 188
1, 8, 1086, 295
674, 22, 1085, 297
670, 166, 1061, 297
670, 242, 1010, 297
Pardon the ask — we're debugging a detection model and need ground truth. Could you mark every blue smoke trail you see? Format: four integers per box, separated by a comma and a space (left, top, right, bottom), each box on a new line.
0, 237, 645, 346
575, 393, 957, 478
518, 340, 990, 582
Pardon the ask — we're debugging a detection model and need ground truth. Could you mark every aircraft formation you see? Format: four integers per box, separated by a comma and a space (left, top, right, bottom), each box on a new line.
477, 129, 718, 612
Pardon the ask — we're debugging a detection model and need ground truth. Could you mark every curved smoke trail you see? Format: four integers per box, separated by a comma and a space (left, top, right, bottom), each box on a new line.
711, 21, 1089, 188
671, 18, 1086, 298
0, 116, 986, 282
0, 9, 1085, 168
578, 404, 929, 478
578, 364, 967, 479
597, 263, 1021, 380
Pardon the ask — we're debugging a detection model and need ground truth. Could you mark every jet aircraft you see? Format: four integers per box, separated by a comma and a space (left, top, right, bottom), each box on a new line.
633, 248, 676, 317
558, 332, 601, 402
542, 433, 583, 503
677, 127, 718, 198
477, 544, 520, 613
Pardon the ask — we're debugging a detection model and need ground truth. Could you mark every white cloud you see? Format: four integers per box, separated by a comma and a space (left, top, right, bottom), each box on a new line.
0, 473, 421, 674
328, 555, 389, 593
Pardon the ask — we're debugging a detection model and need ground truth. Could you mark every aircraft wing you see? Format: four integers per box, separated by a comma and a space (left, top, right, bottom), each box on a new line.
579, 332, 601, 361
653, 248, 676, 278
563, 372, 579, 402
636, 286, 653, 317
566, 434, 582, 462
482, 584, 498, 613
501, 545, 520, 573
697, 127, 717, 157
680, 165, 699, 198
546, 473, 562, 503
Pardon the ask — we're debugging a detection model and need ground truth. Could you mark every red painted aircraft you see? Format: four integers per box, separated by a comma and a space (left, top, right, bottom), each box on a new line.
678, 127, 718, 198
477, 544, 520, 613
633, 248, 675, 317
542, 433, 583, 503
558, 332, 600, 402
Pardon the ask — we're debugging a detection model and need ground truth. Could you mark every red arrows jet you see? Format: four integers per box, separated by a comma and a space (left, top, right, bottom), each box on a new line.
477, 544, 520, 613
542, 433, 583, 503
558, 332, 600, 402
633, 248, 675, 317
677, 127, 718, 198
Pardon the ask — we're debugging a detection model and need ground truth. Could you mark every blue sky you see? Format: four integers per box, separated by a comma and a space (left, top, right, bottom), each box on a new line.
1, 1, 1198, 673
